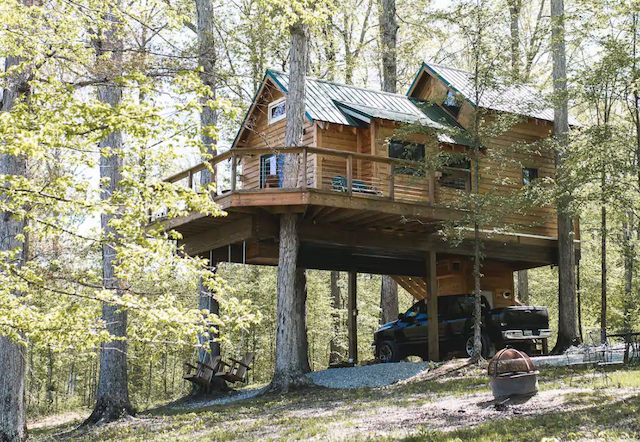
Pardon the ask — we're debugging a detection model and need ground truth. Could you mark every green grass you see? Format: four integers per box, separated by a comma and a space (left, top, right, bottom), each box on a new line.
31, 364, 640, 442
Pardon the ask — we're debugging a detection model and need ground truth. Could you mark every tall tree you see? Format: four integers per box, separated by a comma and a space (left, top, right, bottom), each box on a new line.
550, 0, 580, 353
86, 8, 134, 423
194, 0, 228, 393
329, 271, 342, 363
0, 1, 32, 439
378, 0, 400, 328
270, 20, 310, 391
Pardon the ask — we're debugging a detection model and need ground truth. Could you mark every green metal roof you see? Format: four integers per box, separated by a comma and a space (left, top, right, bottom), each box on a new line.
266, 70, 472, 146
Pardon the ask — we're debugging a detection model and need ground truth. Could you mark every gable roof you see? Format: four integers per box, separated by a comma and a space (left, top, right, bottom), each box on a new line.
410, 62, 580, 126
265, 70, 472, 146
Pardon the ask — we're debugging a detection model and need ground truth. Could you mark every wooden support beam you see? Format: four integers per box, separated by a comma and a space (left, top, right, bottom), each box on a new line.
346, 155, 353, 195
181, 214, 278, 256
301, 148, 308, 190
426, 251, 440, 361
348, 270, 358, 363
230, 153, 237, 192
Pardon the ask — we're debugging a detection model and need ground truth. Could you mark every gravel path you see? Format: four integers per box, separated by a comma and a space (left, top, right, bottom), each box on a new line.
307, 362, 429, 389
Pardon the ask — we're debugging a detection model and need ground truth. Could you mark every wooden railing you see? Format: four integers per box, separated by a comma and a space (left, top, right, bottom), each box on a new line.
163, 146, 471, 206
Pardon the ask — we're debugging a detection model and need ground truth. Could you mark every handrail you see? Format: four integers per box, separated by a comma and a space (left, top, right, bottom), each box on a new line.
164, 146, 446, 184
160, 146, 471, 208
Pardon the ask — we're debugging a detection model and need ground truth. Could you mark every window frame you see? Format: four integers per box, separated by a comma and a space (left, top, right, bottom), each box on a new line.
388, 140, 426, 176
442, 90, 462, 117
522, 167, 539, 186
267, 97, 287, 125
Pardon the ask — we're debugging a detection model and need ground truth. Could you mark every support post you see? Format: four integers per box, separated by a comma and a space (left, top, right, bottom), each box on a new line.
301, 147, 308, 190
428, 171, 435, 205
426, 250, 439, 361
348, 270, 358, 363
230, 153, 237, 192
388, 163, 395, 200
346, 154, 353, 195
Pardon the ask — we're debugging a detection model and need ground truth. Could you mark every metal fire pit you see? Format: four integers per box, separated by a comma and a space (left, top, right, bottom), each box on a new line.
488, 348, 539, 398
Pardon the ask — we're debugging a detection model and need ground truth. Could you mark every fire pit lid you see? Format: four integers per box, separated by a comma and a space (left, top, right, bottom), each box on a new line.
488, 348, 536, 378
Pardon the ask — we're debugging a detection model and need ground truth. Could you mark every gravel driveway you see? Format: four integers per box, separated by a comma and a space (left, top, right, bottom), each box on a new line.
307, 362, 429, 389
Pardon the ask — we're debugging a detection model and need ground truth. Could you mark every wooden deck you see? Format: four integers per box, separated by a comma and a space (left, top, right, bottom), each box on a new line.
153, 146, 568, 278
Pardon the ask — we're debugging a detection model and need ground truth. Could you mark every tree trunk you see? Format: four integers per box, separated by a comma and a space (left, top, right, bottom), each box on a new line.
193, 0, 228, 394
378, 0, 399, 325
46, 346, 54, 410
600, 178, 607, 344
296, 269, 311, 373
269, 21, 310, 392
550, 0, 579, 353
508, 0, 521, 79
0, 1, 33, 438
623, 214, 634, 332
380, 276, 399, 325
329, 271, 342, 364
86, 10, 134, 424
379, 0, 397, 93
517, 270, 529, 304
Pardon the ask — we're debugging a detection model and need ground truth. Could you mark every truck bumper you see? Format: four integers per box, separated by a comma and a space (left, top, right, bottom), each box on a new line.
501, 329, 552, 340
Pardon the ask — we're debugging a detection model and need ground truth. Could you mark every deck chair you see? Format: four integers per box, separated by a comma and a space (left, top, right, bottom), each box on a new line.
215, 352, 255, 383
183, 355, 222, 388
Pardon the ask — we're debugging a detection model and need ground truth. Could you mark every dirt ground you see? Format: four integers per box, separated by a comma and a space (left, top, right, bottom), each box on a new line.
30, 361, 640, 441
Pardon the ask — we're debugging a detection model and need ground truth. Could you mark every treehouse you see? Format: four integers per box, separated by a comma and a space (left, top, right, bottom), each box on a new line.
159, 62, 580, 361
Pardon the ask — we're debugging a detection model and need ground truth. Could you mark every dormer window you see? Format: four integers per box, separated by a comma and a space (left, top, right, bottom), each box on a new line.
268, 97, 286, 124
442, 90, 462, 117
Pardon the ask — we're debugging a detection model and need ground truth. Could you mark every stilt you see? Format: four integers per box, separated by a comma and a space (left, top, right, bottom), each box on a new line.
348, 270, 358, 364
426, 251, 440, 361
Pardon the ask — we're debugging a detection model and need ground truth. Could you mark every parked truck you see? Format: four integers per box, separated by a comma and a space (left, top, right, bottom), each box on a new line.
373, 294, 551, 361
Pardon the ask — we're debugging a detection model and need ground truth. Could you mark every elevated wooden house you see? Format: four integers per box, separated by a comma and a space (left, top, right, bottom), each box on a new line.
160, 62, 579, 361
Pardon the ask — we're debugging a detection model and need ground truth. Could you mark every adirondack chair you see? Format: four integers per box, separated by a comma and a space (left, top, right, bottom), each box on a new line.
215, 352, 255, 383
183, 355, 221, 388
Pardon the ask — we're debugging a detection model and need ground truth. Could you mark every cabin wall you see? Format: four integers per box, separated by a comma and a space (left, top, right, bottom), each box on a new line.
238, 82, 315, 190
478, 118, 557, 237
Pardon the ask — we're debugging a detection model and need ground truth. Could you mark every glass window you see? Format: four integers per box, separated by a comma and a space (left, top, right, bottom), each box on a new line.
523, 167, 539, 185
443, 90, 462, 117
389, 141, 425, 176
268, 98, 286, 124
405, 301, 427, 319
441, 158, 471, 190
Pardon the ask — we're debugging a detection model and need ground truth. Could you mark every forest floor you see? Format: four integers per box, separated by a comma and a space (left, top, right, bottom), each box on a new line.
31, 360, 640, 442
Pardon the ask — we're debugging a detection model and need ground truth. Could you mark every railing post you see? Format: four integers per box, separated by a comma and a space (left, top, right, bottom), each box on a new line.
346, 154, 353, 195
388, 163, 395, 200
230, 152, 236, 192
428, 170, 435, 205
212, 162, 218, 197
301, 147, 308, 190
188, 170, 193, 189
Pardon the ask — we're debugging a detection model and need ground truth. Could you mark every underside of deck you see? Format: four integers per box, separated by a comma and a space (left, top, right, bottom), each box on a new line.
157, 188, 565, 278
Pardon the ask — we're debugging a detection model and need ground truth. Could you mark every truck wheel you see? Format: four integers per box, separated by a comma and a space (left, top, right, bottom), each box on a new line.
465, 333, 493, 359
378, 341, 400, 363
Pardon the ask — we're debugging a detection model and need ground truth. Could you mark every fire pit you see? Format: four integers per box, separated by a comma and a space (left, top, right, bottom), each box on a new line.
488, 348, 539, 398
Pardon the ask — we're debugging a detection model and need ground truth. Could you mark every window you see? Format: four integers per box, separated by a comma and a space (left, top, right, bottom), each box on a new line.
442, 90, 462, 117
268, 97, 286, 124
389, 141, 425, 175
441, 158, 471, 190
260, 154, 282, 188
522, 167, 539, 185
405, 301, 427, 319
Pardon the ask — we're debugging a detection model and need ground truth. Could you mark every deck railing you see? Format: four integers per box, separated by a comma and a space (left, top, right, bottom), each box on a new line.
163, 146, 471, 206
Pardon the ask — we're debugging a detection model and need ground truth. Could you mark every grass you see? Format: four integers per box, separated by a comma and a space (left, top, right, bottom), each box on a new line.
30, 363, 640, 442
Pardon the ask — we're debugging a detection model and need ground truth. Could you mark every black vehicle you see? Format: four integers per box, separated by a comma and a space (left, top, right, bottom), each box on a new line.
373, 294, 551, 362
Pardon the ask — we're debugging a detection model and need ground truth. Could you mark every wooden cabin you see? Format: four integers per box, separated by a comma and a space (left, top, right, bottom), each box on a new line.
160, 62, 580, 361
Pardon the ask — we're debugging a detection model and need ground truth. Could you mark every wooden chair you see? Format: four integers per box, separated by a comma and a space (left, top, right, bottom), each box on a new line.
215, 353, 255, 383
183, 355, 222, 389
